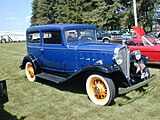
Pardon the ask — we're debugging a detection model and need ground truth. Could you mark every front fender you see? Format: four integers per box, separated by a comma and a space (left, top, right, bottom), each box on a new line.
66, 64, 130, 88
67, 64, 128, 85
74, 64, 121, 76
141, 55, 149, 63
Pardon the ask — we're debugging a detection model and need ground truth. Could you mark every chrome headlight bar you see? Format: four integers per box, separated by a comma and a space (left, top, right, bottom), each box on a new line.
131, 50, 141, 60
113, 46, 124, 65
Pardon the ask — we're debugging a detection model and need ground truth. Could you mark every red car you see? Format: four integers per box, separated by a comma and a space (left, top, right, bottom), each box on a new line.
126, 26, 160, 63
127, 26, 145, 43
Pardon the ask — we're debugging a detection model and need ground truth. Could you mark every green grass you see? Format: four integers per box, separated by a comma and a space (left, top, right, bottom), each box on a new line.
0, 42, 160, 120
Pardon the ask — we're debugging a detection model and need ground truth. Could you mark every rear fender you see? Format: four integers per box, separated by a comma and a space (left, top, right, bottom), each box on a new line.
20, 54, 42, 74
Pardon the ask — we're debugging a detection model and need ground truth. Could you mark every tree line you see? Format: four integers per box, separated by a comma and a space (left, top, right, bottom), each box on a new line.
31, 0, 160, 32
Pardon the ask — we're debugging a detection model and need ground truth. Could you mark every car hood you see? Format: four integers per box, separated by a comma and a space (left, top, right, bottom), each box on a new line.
132, 26, 145, 37
68, 41, 122, 67
68, 41, 120, 52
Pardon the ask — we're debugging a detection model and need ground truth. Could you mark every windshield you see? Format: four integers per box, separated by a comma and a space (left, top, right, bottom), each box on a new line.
142, 35, 158, 46
65, 28, 97, 43
143, 35, 158, 45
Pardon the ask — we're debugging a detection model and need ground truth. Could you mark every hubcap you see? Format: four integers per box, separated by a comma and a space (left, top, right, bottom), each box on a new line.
27, 64, 35, 78
90, 77, 108, 101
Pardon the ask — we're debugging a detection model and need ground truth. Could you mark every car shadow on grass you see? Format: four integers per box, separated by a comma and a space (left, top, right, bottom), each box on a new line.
36, 77, 87, 95
117, 86, 155, 106
32, 76, 156, 106
146, 63, 160, 68
35, 77, 119, 106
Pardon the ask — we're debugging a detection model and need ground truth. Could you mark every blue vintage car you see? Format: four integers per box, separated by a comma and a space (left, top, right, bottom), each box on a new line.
20, 24, 154, 106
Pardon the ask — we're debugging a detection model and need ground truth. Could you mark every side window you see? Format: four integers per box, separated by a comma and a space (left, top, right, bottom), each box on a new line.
43, 31, 62, 44
28, 32, 40, 43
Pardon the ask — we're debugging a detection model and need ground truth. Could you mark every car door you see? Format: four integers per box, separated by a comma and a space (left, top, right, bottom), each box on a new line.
27, 32, 44, 67
42, 31, 66, 71
153, 45, 160, 62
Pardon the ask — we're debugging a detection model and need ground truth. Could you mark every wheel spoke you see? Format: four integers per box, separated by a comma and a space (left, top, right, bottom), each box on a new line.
90, 78, 108, 100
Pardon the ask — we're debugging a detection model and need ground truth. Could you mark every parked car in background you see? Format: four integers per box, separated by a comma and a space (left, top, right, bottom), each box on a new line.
110, 30, 123, 42
20, 24, 154, 106
147, 30, 160, 43
125, 26, 160, 63
125, 26, 147, 43
0, 31, 26, 43
0, 36, 7, 43
122, 28, 137, 39
97, 28, 111, 43
97, 28, 123, 43
126, 35, 160, 63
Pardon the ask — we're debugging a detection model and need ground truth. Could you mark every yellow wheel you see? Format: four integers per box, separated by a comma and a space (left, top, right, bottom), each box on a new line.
86, 74, 115, 106
25, 62, 36, 82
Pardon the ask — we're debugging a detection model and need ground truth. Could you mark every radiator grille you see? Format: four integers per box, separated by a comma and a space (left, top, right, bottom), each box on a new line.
119, 46, 130, 79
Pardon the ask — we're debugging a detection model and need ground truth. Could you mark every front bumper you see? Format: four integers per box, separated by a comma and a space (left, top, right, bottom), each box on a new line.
118, 74, 156, 94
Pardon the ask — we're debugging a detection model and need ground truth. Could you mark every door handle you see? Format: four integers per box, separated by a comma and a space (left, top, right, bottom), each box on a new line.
40, 48, 44, 54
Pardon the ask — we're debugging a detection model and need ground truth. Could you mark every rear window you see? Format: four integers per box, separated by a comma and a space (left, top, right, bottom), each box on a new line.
28, 32, 40, 43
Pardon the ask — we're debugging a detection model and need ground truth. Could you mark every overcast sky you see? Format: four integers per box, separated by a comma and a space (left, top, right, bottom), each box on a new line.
0, 0, 32, 31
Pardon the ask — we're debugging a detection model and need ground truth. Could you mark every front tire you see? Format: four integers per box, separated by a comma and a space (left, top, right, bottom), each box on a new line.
103, 38, 110, 43
25, 62, 36, 82
1, 39, 6, 43
86, 74, 116, 106
142, 67, 150, 80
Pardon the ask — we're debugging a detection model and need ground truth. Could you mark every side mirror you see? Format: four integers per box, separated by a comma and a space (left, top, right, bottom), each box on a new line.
0, 80, 9, 104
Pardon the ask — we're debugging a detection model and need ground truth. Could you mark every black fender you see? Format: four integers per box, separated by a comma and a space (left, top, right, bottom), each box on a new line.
140, 54, 149, 63
67, 64, 129, 87
130, 54, 149, 63
20, 54, 42, 74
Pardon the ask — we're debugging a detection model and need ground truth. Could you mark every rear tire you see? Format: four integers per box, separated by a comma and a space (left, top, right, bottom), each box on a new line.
86, 74, 116, 106
25, 62, 36, 82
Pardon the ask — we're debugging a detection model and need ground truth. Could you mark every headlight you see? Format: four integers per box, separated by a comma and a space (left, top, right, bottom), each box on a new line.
131, 50, 141, 60
113, 54, 123, 65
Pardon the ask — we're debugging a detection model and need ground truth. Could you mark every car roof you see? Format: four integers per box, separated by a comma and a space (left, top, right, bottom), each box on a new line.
26, 24, 96, 32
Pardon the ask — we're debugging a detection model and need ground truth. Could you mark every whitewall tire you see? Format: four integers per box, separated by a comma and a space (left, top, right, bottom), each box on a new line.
86, 74, 116, 106
25, 62, 36, 82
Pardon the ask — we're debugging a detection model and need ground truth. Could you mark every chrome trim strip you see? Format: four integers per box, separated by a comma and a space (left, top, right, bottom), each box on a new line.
118, 74, 156, 94
114, 45, 130, 79
126, 47, 130, 79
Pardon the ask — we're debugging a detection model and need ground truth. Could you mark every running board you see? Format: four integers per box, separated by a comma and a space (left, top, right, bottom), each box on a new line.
36, 73, 66, 84
118, 74, 156, 94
